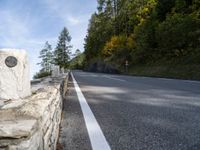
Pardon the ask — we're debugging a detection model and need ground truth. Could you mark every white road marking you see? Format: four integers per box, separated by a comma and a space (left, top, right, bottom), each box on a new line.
103, 75, 126, 82
71, 72, 111, 150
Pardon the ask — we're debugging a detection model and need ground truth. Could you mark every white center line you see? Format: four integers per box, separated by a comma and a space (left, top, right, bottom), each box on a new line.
71, 72, 111, 150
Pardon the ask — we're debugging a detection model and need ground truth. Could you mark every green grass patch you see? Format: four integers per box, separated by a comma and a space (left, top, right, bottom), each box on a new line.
125, 64, 200, 80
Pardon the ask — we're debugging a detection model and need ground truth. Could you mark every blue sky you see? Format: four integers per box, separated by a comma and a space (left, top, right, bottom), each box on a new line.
0, 0, 97, 78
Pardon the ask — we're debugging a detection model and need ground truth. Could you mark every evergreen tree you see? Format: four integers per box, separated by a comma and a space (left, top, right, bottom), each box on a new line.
74, 49, 81, 57
54, 27, 72, 68
38, 41, 53, 73
84, 0, 200, 68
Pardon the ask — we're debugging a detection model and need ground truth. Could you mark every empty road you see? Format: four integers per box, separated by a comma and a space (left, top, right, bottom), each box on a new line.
59, 70, 200, 150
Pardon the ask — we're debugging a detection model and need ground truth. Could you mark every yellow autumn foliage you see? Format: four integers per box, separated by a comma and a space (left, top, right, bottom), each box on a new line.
102, 35, 135, 58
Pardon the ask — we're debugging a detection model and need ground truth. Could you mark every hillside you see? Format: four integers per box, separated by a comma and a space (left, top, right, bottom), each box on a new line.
83, 0, 200, 80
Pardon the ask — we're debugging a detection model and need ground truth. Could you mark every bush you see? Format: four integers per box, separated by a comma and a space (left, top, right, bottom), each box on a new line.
133, 19, 158, 63
156, 13, 200, 59
69, 53, 85, 69
33, 71, 51, 79
102, 35, 135, 65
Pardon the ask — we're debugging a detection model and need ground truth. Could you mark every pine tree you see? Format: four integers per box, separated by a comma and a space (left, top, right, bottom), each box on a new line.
38, 41, 53, 73
74, 49, 81, 57
54, 27, 72, 68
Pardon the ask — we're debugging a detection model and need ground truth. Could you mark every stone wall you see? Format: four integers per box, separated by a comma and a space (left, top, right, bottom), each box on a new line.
0, 74, 69, 150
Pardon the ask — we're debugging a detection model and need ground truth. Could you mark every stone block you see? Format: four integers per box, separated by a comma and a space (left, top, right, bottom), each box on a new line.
0, 120, 37, 139
61, 68, 65, 74
0, 49, 31, 100
52, 65, 60, 77
8, 131, 42, 150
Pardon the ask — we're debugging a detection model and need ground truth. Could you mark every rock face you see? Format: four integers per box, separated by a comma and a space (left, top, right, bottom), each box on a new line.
85, 61, 120, 74
0, 49, 31, 100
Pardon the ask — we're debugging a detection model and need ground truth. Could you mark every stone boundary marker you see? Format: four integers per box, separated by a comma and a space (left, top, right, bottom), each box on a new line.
0, 49, 31, 100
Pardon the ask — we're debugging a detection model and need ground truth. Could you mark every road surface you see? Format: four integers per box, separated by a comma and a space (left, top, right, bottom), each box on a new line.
59, 70, 200, 150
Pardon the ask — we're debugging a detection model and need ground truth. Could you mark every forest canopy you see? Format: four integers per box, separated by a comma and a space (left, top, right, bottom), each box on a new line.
84, 0, 200, 73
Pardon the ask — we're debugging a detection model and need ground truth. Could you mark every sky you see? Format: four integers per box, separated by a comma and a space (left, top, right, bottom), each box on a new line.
0, 0, 97, 78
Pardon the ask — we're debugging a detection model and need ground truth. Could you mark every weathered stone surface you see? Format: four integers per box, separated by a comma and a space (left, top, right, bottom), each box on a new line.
52, 65, 60, 77
0, 120, 37, 139
1, 100, 27, 109
0, 49, 31, 100
43, 123, 53, 150
61, 68, 65, 74
8, 131, 42, 150
0, 74, 69, 150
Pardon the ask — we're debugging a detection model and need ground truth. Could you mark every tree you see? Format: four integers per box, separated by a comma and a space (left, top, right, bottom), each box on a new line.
84, 0, 200, 72
54, 27, 72, 68
156, 13, 200, 59
74, 49, 81, 57
84, 12, 113, 63
69, 49, 85, 69
37, 41, 53, 73
102, 34, 135, 65
97, 0, 106, 13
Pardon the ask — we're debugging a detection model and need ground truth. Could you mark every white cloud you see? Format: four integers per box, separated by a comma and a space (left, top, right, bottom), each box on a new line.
0, 9, 56, 78
0, 0, 97, 78
43, 0, 92, 52
67, 16, 80, 25
44, 0, 82, 25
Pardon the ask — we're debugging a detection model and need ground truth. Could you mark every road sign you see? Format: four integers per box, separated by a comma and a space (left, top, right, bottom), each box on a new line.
125, 60, 128, 72
125, 60, 129, 66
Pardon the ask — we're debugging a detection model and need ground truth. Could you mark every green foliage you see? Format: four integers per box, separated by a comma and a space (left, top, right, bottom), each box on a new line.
84, 0, 200, 78
128, 63, 200, 80
155, 0, 175, 21
69, 52, 85, 69
33, 71, 51, 79
74, 49, 81, 57
102, 35, 135, 65
84, 12, 113, 65
35, 26, 73, 79
156, 13, 200, 59
37, 41, 53, 73
54, 27, 72, 68
134, 19, 158, 63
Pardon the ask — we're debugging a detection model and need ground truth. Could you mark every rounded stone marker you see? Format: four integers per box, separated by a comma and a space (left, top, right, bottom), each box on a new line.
5, 56, 18, 68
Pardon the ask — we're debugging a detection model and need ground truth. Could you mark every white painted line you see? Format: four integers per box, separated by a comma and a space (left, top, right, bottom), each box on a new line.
103, 75, 126, 82
71, 73, 111, 150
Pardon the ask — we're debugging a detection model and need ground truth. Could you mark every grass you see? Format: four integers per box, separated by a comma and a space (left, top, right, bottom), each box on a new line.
124, 63, 200, 81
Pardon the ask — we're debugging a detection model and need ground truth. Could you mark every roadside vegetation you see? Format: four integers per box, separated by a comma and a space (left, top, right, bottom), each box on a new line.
33, 71, 51, 79
34, 27, 72, 79
84, 0, 200, 80
69, 49, 85, 70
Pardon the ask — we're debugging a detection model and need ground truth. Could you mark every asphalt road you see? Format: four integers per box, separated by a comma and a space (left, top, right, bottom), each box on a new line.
59, 70, 200, 150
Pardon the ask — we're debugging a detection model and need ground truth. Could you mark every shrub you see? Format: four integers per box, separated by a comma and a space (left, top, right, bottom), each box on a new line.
102, 35, 135, 65
156, 13, 200, 59
33, 71, 51, 79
